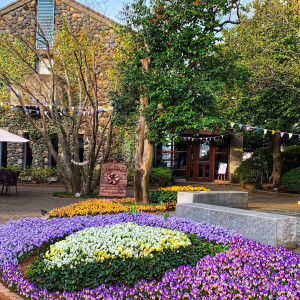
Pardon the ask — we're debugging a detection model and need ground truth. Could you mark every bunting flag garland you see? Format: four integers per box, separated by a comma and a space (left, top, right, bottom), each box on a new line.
0, 84, 111, 115
0, 101, 110, 115
228, 121, 299, 139
182, 135, 225, 142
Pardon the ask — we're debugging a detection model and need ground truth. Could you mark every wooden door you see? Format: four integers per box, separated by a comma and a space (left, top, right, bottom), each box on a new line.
186, 141, 214, 181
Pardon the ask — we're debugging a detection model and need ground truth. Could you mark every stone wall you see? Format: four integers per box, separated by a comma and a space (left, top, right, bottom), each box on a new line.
0, 0, 116, 168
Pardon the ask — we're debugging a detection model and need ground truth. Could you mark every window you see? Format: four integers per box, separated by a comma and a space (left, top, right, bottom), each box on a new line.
36, 0, 55, 49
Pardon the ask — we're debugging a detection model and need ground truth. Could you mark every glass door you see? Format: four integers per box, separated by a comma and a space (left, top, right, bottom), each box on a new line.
186, 140, 214, 181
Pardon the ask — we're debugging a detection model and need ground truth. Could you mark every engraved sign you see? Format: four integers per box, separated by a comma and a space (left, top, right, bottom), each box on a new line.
99, 163, 128, 197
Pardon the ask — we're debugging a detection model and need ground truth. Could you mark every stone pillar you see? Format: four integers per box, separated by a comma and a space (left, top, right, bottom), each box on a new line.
229, 133, 243, 182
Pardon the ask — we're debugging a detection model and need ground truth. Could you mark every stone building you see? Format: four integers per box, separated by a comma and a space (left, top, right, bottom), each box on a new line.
0, 0, 116, 170
0, 0, 243, 183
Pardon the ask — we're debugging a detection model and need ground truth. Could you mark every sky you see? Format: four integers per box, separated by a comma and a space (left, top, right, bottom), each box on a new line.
0, 0, 131, 22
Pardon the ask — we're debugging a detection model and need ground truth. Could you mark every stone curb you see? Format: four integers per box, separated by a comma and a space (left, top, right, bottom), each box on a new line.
0, 282, 22, 300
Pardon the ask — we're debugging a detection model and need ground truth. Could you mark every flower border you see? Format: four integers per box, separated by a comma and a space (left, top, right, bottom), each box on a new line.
0, 213, 300, 299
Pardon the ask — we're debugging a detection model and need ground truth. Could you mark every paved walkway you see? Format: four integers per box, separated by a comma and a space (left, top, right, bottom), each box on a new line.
0, 183, 299, 253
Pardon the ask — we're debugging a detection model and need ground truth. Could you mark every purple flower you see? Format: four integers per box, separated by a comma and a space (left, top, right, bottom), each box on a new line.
0, 213, 299, 299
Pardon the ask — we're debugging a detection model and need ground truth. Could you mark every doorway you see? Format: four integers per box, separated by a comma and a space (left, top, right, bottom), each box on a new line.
186, 140, 215, 181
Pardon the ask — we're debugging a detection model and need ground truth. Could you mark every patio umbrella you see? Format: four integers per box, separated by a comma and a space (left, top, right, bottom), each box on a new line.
0, 129, 29, 143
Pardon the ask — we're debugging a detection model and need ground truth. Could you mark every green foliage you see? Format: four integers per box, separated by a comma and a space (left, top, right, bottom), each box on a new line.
150, 190, 177, 203
130, 204, 137, 214
281, 168, 300, 194
27, 233, 220, 292
235, 159, 262, 183
20, 166, 60, 183
127, 167, 172, 187
112, 0, 247, 144
127, 167, 135, 185
220, 0, 300, 132
235, 148, 273, 183
282, 145, 300, 173
149, 167, 172, 187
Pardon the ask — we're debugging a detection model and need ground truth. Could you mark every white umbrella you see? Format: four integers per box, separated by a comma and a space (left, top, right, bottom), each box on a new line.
0, 129, 29, 143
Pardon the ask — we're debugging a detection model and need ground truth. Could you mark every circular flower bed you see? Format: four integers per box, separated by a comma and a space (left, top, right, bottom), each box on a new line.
27, 223, 217, 291
0, 213, 300, 299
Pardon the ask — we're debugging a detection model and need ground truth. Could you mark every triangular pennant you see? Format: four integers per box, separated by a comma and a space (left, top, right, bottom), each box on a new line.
37, 110, 40, 114
230, 122, 235, 127
246, 126, 251, 131
8, 86, 11, 91
28, 109, 32, 113
271, 130, 275, 135
255, 127, 259, 132
289, 133, 293, 139
280, 132, 285, 137
239, 124, 243, 129
263, 129, 268, 135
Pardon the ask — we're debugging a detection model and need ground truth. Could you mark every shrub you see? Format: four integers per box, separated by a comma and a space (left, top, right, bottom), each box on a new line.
27, 224, 218, 292
282, 145, 300, 173
281, 167, 300, 193
127, 167, 135, 185
149, 167, 172, 186
235, 148, 273, 184
235, 159, 261, 183
20, 166, 61, 183
127, 167, 172, 187
150, 185, 210, 203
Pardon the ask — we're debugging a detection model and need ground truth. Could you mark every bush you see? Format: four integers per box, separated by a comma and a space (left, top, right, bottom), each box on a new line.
150, 186, 210, 203
128, 167, 172, 187
20, 166, 60, 183
282, 145, 300, 173
235, 159, 261, 183
150, 190, 177, 203
27, 232, 218, 292
149, 167, 172, 186
127, 167, 135, 185
235, 148, 273, 183
281, 167, 300, 193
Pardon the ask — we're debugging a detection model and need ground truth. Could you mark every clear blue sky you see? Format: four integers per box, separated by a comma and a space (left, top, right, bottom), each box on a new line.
0, 0, 130, 22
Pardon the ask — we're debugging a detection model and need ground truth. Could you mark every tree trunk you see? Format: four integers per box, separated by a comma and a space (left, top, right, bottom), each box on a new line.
134, 122, 154, 203
134, 58, 154, 204
271, 133, 282, 187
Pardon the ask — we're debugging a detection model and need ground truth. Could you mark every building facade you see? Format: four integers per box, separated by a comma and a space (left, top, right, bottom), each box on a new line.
155, 131, 243, 183
0, 0, 116, 169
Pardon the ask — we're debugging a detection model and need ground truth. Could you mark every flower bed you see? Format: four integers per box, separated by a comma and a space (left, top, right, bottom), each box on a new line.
27, 223, 217, 291
48, 198, 175, 218
150, 185, 210, 203
1, 213, 300, 299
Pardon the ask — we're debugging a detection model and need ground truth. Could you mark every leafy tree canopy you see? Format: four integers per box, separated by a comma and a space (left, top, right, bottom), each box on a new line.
112, 0, 248, 143
219, 0, 300, 132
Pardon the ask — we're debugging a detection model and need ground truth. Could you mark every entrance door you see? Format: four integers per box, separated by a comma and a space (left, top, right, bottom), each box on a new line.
186, 141, 214, 181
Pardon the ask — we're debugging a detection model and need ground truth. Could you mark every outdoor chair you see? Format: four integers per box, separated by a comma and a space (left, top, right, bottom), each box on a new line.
2, 171, 20, 196
0, 170, 9, 194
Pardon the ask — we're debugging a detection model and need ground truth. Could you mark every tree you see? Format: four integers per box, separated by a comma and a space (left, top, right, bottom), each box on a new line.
219, 0, 300, 187
112, 0, 245, 203
0, 18, 115, 195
